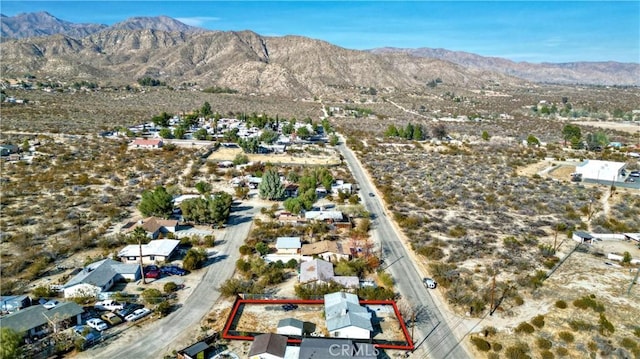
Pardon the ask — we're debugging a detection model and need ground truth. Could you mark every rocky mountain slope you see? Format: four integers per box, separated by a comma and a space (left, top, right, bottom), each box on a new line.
371, 47, 640, 86
1, 11, 107, 39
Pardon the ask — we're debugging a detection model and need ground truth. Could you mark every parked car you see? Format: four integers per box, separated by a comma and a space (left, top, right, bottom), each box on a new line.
101, 312, 123, 326
368, 192, 375, 197
423, 277, 437, 289
94, 299, 124, 311
630, 171, 640, 178
86, 318, 108, 331
282, 304, 298, 311
125, 307, 151, 322
117, 303, 144, 318
43, 300, 60, 309
144, 265, 161, 279
161, 265, 188, 276
73, 325, 101, 343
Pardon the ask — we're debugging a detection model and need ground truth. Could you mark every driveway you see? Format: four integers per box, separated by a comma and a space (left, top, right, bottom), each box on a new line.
79, 202, 261, 358
337, 138, 470, 359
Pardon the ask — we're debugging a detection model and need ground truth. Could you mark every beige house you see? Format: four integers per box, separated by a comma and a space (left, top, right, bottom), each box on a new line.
301, 241, 350, 262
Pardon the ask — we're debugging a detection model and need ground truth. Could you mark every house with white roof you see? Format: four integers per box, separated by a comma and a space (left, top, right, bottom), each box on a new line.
324, 292, 373, 339
118, 239, 180, 265
276, 237, 302, 254
63, 259, 141, 298
574, 160, 626, 182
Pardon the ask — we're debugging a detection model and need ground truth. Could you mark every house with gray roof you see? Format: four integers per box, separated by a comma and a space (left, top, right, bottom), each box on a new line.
299, 259, 335, 284
324, 292, 372, 339
0, 302, 83, 339
299, 337, 377, 359
248, 333, 288, 359
118, 239, 180, 265
277, 317, 314, 336
63, 259, 140, 298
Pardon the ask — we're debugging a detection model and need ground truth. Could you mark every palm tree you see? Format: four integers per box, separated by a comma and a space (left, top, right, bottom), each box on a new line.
131, 227, 148, 284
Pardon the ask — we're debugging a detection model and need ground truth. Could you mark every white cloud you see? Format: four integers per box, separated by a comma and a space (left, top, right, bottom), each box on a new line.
175, 16, 220, 27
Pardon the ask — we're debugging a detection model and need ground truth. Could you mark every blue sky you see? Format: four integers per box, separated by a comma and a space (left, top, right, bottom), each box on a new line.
2, 1, 639, 63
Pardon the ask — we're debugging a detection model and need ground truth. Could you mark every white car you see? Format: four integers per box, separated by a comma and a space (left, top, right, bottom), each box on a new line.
94, 299, 124, 311
86, 318, 108, 331
125, 307, 151, 322
423, 277, 437, 289
43, 300, 60, 309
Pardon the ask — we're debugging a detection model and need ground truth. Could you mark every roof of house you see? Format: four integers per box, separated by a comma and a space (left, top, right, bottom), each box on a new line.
126, 217, 179, 234
0, 302, 83, 334
248, 333, 287, 358
300, 241, 346, 256
299, 338, 377, 359
132, 138, 162, 146
299, 259, 334, 283
324, 292, 373, 333
118, 239, 180, 258
573, 230, 593, 239
276, 237, 302, 249
64, 259, 139, 289
304, 210, 344, 221
179, 341, 209, 357
278, 317, 305, 329
576, 160, 626, 173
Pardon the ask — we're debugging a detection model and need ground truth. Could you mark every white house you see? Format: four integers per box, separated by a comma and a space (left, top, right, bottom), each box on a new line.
118, 239, 180, 264
277, 318, 306, 336
574, 160, 626, 182
63, 259, 141, 298
275, 237, 302, 254
324, 292, 372, 339
248, 333, 287, 359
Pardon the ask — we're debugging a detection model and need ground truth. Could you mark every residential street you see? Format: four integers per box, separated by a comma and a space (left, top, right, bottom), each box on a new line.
337, 140, 471, 359
79, 203, 259, 359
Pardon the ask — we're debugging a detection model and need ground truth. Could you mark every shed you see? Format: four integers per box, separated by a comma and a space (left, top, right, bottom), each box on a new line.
572, 230, 594, 244
177, 341, 209, 359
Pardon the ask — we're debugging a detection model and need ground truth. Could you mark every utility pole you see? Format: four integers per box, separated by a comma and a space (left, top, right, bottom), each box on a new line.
489, 274, 496, 316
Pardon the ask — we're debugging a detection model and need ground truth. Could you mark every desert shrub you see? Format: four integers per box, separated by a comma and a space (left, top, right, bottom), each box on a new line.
377, 270, 394, 288
555, 347, 568, 357
515, 322, 535, 334
555, 300, 567, 309
492, 342, 503, 352
470, 337, 491, 351
635, 327, 640, 338
588, 341, 598, 352
141, 288, 163, 304
573, 295, 605, 312
32, 285, 57, 298
541, 349, 555, 359
505, 342, 531, 359
568, 319, 593, 331
483, 326, 497, 337
558, 331, 574, 343
598, 313, 615, 336
531, 315, 545, 328
163, 282, 178, 293
537, 337, 553, 350
155, 301, 171, 317
514, 295, 524, 306
488, 354, 499, 359
416, 245, 445, 260
620, 337, 637, 350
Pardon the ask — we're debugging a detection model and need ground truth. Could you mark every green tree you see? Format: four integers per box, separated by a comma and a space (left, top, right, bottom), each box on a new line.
233, 153, 249, 165
195, 181, 212, 195
158, 128, 173, 139
0, 327, 22, 359
201, 101, 212, 117
151, 112, 171, 127
193, 128, 208, 140
260, 129, 279, 144
163, 282, 178, 293
255, 242, 270, 255
259, 168, 284, 200
183, 248, 208, 271
562, 124, 581, 146
586, 131, 609, 150
173, 127, 185, 140
482, 130, 490, 141
155, 301, 171, 317
141, 288, 163, 304
283, 197, 304, 214
412, 124, 424, 141
181, 192, 232, 224
329, 134, 339, 146
296, 126, 311, 140
384, 124, 399, 137
527, 135, 540, 146
138, 186, 174, 218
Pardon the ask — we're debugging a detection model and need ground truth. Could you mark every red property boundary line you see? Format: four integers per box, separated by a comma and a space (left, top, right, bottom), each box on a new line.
221, 296, 414, 351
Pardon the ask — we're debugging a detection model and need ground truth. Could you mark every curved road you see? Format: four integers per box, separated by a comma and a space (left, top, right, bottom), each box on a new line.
337, 140, 470, 359
80, 203, 260, 359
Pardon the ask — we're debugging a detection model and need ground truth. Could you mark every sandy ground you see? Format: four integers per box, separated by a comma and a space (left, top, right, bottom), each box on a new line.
571, 120, 640, 135
207, 146, 341, 166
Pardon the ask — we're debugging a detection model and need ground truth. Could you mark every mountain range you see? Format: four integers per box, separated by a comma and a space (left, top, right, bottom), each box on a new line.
1, 11, 638, 96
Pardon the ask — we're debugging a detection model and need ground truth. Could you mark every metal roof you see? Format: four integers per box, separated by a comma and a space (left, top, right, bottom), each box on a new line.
118, 239, 180, 258
324, 292, 372, 333
248, 333, 287, 358
276, 237, 302, 249
64, 259, 139, 289
0, 302, 83, 334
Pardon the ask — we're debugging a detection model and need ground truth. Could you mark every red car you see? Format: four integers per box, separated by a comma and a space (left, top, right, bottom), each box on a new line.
144, 265, 161, 279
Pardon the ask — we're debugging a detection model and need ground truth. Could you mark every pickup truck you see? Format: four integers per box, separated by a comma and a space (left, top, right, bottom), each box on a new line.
94, 300, 125, 311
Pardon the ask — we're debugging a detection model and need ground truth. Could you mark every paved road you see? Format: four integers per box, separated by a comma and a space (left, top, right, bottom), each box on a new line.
337, 141, 469, 359
80, 203, 259, 359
